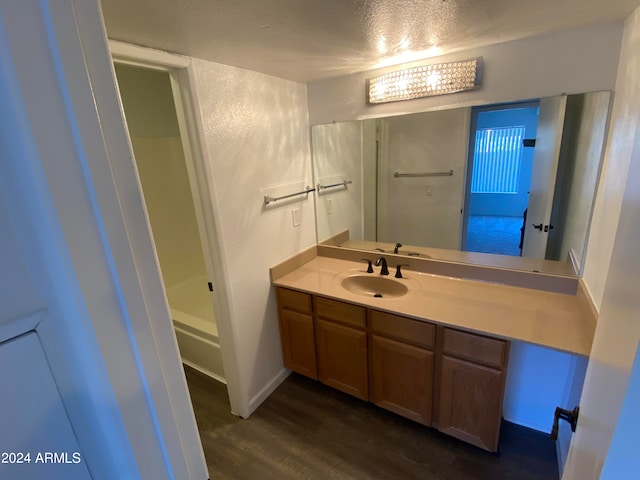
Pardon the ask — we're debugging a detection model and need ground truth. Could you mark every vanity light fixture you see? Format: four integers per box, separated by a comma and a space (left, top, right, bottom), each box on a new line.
367, 57, 482, 104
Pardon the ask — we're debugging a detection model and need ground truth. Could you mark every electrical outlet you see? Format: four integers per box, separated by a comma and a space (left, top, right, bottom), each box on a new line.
327, 196, 334, 214
291, 208, 301, 227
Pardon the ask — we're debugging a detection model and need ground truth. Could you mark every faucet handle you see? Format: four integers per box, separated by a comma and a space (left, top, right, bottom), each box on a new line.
361, 258, 374, 273
395, 264, 410, 278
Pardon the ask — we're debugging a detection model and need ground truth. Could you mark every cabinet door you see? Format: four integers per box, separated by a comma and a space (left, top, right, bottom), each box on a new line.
438, 355, 504, 452
370, 334, 434, 426
0, 333, 91, 480
316, 319, 368, 400
280, 309, 317, 379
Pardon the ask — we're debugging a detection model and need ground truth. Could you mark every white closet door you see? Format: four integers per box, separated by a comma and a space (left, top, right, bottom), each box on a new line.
0, 330, 91, 480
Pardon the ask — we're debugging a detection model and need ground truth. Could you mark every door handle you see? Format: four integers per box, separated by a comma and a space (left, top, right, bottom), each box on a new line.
532, 223, 555, 232
550, 406, 579, 441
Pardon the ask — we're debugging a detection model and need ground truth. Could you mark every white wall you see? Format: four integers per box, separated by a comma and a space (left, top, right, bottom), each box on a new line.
190, 59, 316, 415
312, 121, 363, 242
116, 65, 208, 290
378, 109, 469, 249
307, 23, 622, 125
131, 137, 208, 288
563, 7, 640, 478
582, 12, 640, 310
114, 64, 180, 137
503, 343, 576, 433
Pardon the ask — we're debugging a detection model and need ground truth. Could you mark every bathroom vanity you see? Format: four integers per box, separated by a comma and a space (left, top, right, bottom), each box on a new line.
271, 251, 595, 452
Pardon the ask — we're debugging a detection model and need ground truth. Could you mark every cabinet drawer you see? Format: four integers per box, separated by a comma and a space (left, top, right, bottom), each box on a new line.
443, 328, 507, 369
315, 297, 366, 329
277, 288, 312, 314
369, 310, 434, 349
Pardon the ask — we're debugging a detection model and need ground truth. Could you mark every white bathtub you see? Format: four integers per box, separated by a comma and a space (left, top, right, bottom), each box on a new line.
167, 276, 225, 383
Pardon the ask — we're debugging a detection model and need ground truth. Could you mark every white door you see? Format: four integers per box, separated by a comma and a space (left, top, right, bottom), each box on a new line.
0, 328, 91, 480
0, 1, 207, 478
521, 95, 567, 258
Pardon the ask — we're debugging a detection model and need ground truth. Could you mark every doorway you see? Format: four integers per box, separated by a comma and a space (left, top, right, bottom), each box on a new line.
462, 103, 539, 256
114, 63, 226, 385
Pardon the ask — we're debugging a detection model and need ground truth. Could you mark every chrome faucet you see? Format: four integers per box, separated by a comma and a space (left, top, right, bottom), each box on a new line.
375, 256, 389, 275
394, 242, 403, 254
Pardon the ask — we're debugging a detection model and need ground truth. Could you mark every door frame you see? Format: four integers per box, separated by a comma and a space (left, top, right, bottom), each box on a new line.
109, 41, 243, 415
375, 118, 390, 242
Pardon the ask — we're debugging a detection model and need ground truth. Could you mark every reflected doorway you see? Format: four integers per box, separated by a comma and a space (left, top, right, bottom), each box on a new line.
462, 103, 540, 256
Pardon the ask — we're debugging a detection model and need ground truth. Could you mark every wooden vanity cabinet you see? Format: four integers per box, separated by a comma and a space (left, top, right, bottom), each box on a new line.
276, 288, 317, 379
369, 311, 435, 426
437, 328, 509, 452
275, 288, 510, 452
314, 297, 368, 400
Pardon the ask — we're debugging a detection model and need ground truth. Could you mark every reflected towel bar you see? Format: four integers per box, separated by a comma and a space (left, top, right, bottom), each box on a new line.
394, 170, 454, 178
317, 180, 352, 191
264, 186, 315, 205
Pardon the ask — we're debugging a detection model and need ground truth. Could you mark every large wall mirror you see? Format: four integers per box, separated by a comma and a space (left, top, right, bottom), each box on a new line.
311, 91, 611, 277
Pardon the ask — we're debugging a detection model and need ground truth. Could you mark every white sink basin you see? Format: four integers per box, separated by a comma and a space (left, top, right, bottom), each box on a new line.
339, 274, 410, 298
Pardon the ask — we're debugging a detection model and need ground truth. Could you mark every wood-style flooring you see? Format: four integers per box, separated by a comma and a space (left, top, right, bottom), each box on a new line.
185, 366, 559, 480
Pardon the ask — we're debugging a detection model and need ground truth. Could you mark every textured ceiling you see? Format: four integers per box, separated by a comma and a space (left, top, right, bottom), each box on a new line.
100, 0, 640, 83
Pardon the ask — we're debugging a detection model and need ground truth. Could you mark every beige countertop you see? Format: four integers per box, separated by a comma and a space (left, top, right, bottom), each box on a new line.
273, 256, 595, 357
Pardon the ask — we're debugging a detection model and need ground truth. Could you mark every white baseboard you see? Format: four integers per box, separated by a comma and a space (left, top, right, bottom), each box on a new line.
503, 415, 550, 433
246, 368, 291, 418
182, 359, 226, 385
